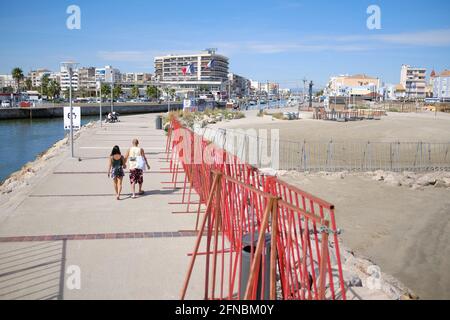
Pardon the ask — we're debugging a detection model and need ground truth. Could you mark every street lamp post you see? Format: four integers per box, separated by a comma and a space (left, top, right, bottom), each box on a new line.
61, 61, 79, 158
111, 82, 114, 113
97, 81, 102, 127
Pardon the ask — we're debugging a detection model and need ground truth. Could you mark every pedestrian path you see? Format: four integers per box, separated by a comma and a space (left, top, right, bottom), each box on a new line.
0, 113, 205, 300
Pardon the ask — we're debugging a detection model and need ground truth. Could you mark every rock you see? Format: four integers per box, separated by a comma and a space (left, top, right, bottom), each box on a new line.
443, 177, 450, 187
259, 168, 278, 177
345, 274, 363, 287
434, 180, 447, 188
416, 174, 438, 187
384, 173, 401, 186
399, 177, 415, 188
373, 171, 385, 181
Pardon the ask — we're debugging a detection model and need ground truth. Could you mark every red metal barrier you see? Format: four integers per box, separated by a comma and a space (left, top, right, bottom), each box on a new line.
165, 118, 347, 300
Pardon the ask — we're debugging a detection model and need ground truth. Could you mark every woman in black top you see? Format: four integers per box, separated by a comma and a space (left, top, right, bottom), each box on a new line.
107, 145, 126, 200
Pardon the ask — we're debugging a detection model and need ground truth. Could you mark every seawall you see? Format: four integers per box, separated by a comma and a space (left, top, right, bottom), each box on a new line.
0, 103, 183, 120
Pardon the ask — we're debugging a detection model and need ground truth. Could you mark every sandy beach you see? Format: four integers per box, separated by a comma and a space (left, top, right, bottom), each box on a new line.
209, 109, 450, 299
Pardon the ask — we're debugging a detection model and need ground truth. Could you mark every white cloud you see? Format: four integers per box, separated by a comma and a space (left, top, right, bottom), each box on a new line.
334, 29, 450, 47
374, 29, 450, 46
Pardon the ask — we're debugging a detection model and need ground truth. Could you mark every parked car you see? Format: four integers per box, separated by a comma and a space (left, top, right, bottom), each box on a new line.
19, 101, 31, 108
1, 100, 11, 108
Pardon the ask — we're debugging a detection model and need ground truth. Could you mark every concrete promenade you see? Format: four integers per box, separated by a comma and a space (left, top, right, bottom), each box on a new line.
0, 113, 205, 300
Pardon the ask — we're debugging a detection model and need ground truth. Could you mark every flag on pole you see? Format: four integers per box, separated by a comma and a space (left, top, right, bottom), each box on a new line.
207, 59, 216, 69
182, 63, 195, 76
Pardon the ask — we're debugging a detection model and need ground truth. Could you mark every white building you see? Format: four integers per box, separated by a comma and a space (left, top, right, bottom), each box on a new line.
95, 66, 121, 84
432, 70, 450, 101
154, 49, 229, 92
60, 65, 79, 92
325, 74, 380, 98
400, 64, 427, 99
0, 74, 16, 89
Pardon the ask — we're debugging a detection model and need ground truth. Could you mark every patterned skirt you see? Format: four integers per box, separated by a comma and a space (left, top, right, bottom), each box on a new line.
130, 169, 144, 184
111, 167, 124, 179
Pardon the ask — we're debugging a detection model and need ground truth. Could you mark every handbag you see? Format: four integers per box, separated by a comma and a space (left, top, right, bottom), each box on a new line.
136, 156, 146, 170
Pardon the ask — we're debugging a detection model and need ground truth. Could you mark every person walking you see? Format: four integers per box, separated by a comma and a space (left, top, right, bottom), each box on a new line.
107, 145, 126, 200
125, 139, 150, 199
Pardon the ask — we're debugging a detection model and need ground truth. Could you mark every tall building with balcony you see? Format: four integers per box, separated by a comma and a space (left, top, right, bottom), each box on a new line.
0, 74, 16, 89
95, 66, 121, 84
78, 67, 97, 95
29, 69, 52, 88
60, 65, 79, 92
433, 70, 450, 101
154, 49, 229, 92
400, 64, 427, 99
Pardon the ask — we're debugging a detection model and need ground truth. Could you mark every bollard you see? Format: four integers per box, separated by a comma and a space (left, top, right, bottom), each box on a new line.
240, 232, 271, 300
156, 115, 163, 130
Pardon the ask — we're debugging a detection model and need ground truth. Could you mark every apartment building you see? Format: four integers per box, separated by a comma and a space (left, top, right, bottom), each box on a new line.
325, 74, 380, 98
154, 49, 229, 91
228, 73, 251, 97
0, 74, 16, 89
400, 64, 427, 99
60, 65, 79, 92
121, 72, 152, 84
95, 66, 121, 84
78, 67, 97, 94
433, 70, 450, 101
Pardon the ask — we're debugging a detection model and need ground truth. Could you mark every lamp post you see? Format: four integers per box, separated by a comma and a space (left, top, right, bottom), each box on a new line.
111, 82, 114, 113
61, 61, 79, 158
97, 81, 102, 127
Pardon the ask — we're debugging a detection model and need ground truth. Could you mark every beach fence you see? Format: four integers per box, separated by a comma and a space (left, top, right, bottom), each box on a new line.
193, 127, 450, 172
165, 118, 346, 300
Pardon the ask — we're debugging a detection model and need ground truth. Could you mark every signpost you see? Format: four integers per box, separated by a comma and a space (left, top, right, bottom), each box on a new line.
64, 107, 81, 131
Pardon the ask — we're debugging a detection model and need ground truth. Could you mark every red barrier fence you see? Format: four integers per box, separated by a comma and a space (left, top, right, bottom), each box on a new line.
165, 118, 346, 300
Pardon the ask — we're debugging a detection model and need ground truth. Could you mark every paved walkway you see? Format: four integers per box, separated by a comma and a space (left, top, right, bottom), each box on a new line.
0, 113, 205, 300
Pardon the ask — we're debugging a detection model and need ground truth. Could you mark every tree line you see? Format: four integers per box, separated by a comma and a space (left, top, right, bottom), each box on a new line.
4, 67, 174, 102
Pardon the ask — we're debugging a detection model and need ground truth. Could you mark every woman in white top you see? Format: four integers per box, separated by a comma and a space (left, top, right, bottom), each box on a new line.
124, 139, 150, 198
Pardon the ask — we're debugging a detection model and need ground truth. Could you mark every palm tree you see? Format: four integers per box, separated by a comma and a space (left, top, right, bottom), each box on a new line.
40, 74, 50, 97
113, 85, 123, 100
146, 85, 158, 100
47, 80, 61, 101
11, 67, 24, 93
131, 85, 140, 99
25, 78, 32, 91
100, 83, 111, 100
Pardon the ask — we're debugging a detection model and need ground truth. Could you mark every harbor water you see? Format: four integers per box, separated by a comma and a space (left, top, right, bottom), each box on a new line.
0, 116, 98, 183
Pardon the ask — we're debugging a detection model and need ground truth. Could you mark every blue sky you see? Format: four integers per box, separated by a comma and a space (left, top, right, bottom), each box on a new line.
1, 0, 449, 88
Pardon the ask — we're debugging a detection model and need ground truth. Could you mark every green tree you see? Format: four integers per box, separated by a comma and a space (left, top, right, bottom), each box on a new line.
47, 80, 61, 101
199, 84, 209, 93
146, 85, 158, 100
100, 83, 111, 99
113, 85, 123, 100
78, 87, 87, 98
131, 85, 140, 99
25, 78, 32, 91
40, 74, 50, 97
11, 67, 24, 93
